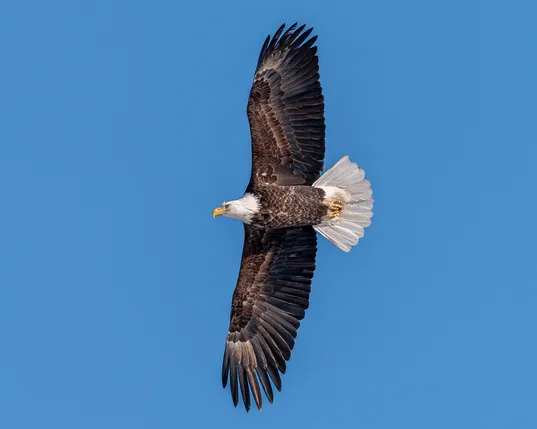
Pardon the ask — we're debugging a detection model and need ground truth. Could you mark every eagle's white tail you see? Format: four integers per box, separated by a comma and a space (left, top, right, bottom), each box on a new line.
313, 156, 374, 252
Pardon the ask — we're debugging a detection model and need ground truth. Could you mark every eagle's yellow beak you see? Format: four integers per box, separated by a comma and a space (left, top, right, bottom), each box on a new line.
212, 206, 227, 218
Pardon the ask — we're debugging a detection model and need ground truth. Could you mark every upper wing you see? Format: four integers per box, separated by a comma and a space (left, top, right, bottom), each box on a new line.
222, 225, 317, 411
247, 23, 325, 188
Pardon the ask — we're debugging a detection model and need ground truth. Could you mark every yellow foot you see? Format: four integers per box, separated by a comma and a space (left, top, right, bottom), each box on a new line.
327, 200, 344, 218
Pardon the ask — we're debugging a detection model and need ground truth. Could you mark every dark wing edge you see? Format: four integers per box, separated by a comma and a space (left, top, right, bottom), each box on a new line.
247, 23, 326, 188
222, 225, 317, 411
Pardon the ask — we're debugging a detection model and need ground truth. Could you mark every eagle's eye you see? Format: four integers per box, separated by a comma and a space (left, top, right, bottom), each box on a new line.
224, 203, 230, 210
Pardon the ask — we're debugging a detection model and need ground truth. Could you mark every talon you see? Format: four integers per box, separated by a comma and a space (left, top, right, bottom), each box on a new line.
327, 200, 344, 218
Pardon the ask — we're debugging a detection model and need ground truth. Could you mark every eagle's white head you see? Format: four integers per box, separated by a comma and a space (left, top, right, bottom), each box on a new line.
212, 193, 260, 224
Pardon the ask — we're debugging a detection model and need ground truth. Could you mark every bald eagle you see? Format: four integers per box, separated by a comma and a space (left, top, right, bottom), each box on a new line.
212, 23, 374, 411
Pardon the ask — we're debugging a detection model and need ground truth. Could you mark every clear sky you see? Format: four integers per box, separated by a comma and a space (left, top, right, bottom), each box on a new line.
1, 1, 536, 428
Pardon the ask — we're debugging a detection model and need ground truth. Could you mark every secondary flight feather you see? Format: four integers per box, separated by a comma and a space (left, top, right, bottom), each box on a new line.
212, 23, 374, 411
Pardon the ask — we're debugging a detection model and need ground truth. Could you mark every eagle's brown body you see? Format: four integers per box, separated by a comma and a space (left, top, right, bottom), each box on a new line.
216, 23, 374, 412
250, 185, 327, 229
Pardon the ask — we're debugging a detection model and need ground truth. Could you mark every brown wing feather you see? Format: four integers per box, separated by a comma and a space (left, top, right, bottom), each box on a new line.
247, 23, 326, 188
222, 225, 317, 411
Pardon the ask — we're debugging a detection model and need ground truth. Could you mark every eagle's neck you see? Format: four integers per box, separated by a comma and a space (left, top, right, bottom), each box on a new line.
228, 193, 261, 224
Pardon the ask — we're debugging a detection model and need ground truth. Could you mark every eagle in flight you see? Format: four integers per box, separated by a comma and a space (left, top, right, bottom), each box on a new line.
212, 23, 374, 411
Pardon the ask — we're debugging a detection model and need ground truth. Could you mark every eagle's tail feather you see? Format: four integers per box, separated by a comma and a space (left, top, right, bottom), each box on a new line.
313, 156, 374, 252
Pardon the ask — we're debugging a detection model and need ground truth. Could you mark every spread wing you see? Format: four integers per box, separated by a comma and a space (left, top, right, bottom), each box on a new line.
247, 23, 325, 188
222, 225, 317, 411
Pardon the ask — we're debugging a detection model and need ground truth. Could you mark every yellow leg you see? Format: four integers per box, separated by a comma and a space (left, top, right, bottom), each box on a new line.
327, 200, 344, 218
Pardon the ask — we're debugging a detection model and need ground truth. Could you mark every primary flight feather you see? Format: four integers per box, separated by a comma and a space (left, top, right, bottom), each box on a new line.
213, 23, 374, 411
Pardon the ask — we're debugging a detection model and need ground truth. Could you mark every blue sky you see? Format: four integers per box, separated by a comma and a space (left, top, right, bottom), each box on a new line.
1, 0, 536, 428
